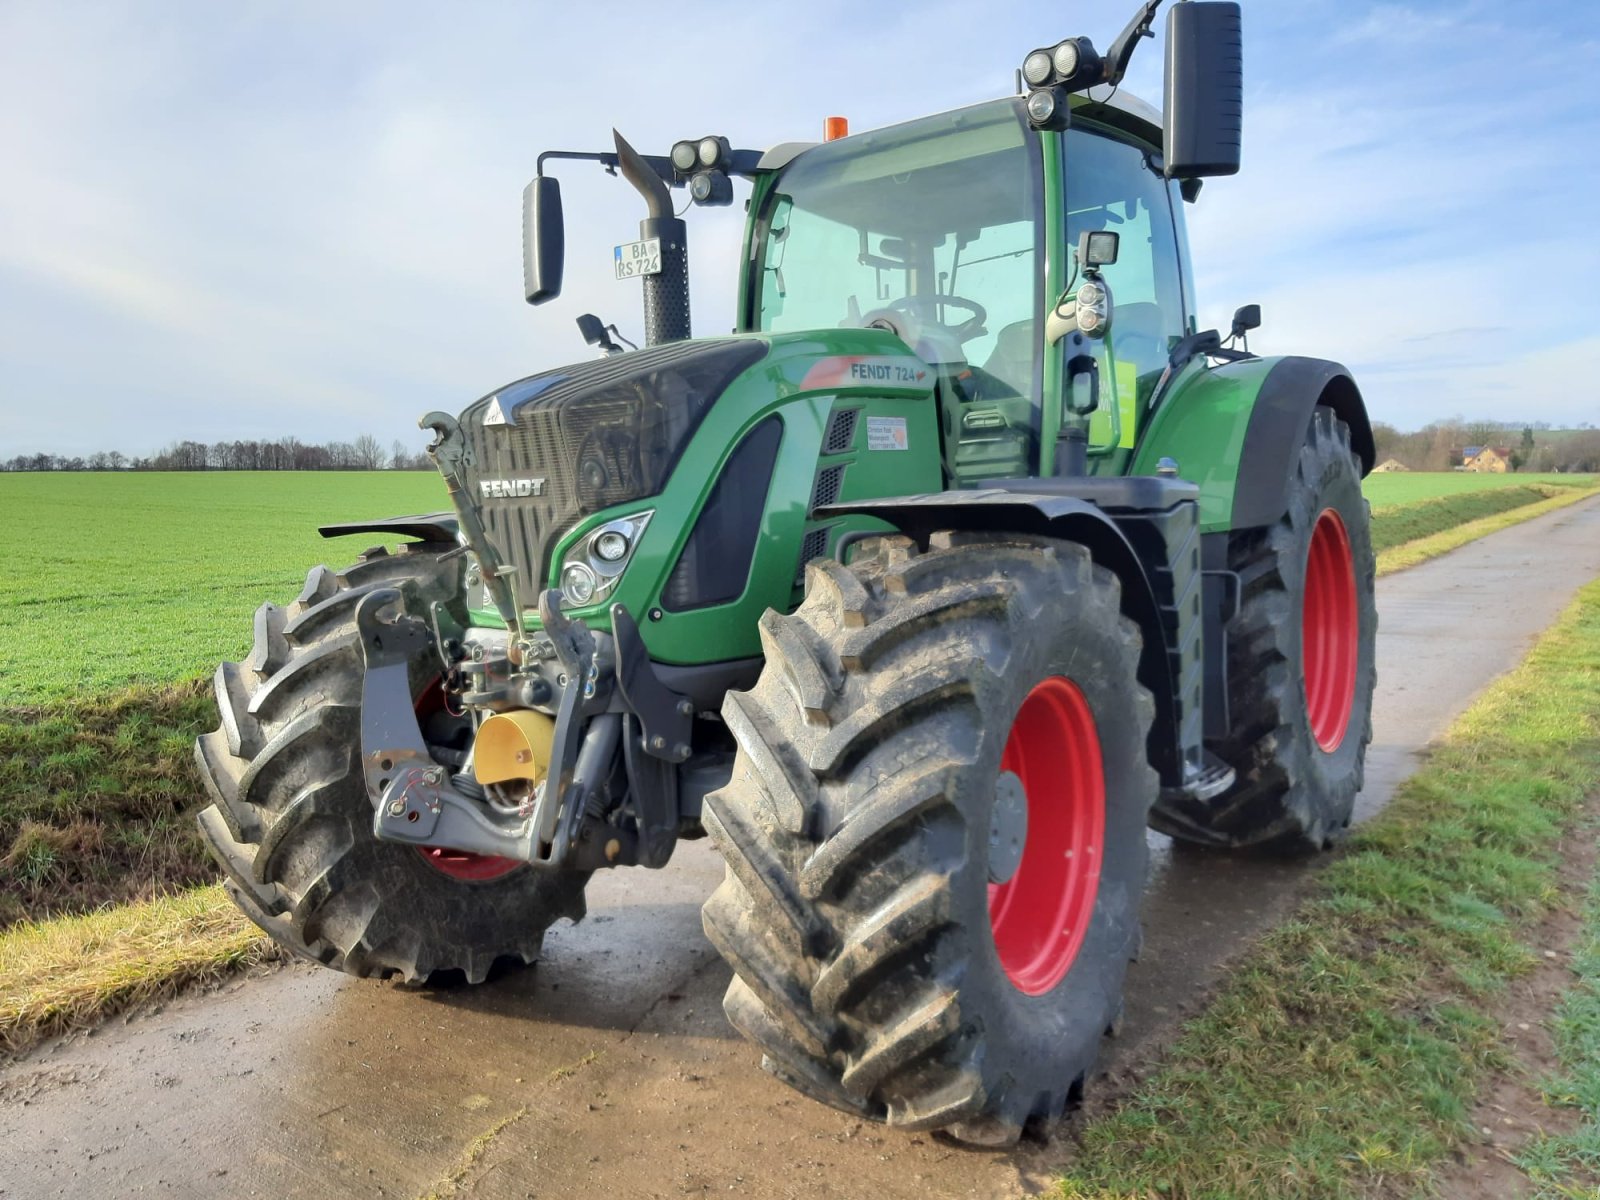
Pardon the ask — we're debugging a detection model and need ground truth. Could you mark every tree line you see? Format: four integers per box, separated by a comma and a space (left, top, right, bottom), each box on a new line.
2, 435, 433, 473
8, 422, 1598, 475
1370, 420, 1600, 473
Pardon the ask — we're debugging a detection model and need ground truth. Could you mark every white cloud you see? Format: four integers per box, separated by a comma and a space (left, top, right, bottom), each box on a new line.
1, 0, 1596, 458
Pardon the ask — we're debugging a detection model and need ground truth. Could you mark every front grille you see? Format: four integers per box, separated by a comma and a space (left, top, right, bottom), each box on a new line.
457, 338, 767, 600
811, 465, 845, 511
796, 527, 830, 585
823, 407, 859, 453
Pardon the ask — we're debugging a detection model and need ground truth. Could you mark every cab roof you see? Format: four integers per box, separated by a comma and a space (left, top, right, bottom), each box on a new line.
757, 90, 1163, 173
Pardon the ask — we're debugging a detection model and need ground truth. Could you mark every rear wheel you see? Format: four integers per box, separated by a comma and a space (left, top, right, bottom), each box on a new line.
701, 533, 1157, 1144
194, 543, 588, 983
1152, 406, 1377, 852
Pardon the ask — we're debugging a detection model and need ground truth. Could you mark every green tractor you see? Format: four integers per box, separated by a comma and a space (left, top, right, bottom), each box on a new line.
196, 0, 1375, 1143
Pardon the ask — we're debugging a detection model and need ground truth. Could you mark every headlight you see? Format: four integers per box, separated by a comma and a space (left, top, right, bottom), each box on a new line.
698, 137, 722, 167
1025, 88, 1059, 125
1022, 49, 1054, 87
561, 562, 598, 606
556, 511, 654, 608
670, 141, 698, 172
1075, 279, 1109, 338
593, 530, 629, 562
1052, 39, 1080, 79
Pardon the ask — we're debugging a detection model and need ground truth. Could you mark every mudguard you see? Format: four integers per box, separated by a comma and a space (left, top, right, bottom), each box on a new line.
820, 489, 1193, 790
1130, 355, 1373, 533
319, 512, 460, 543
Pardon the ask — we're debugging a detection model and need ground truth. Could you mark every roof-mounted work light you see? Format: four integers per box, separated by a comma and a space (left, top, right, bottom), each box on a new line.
1020, 1, 1171, 129
1020, 37, 1101, 129
670, 135, 735, 207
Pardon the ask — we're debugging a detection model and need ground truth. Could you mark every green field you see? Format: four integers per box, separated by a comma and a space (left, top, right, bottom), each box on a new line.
0, 471, 446, 705
1, 469, 1594, 706
1363, 470, 1595, 507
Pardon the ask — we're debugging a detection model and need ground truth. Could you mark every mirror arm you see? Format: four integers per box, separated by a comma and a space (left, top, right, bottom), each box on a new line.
1102, 0, 1166, 86
537, 148, 680, 190
534, 147, 766, 184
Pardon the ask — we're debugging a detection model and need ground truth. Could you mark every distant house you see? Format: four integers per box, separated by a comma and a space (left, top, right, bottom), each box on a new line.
1371, 458, 1409, 473
1464, 446, 1513, 473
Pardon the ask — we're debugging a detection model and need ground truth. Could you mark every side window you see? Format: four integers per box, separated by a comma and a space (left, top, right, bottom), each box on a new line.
1065, 126, 1187, 446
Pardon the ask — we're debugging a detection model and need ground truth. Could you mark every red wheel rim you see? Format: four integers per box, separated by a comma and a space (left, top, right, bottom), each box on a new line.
1302, 508, 1359, 752
412, 679, 523, 883
987, 676, 1106, 996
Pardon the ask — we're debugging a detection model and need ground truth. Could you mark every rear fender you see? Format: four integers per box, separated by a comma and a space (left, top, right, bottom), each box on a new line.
821, 491, 1188, 789
1132, 356, 1374, 532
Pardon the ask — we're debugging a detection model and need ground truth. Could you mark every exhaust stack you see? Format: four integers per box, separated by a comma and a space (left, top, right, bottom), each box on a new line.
613, 130, 691, 346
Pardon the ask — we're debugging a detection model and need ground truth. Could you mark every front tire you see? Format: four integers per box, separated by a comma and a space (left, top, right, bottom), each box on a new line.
1152, 406, 1377, 852
701, 533, 1157, 1144
194, 543, 588, 984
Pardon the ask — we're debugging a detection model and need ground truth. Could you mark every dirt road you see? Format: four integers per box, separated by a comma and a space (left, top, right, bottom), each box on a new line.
5, 497, 1599, 1200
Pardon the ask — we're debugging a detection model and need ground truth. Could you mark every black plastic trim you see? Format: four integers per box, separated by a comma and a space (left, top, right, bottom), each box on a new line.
1232, 357, 1374, 529
318, 512, 459, 543
1200, 531, 1235, 739
820, 489, 1192, 788
655, 658, 764, 711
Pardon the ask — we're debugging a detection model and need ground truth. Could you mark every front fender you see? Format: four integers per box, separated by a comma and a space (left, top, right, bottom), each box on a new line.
318, 512, 460, 543
819, 490, 1190, 789
1131, 356, 1373, 532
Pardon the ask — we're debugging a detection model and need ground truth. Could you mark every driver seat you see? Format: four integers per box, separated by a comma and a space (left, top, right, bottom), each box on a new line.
980, 319, 1033, 398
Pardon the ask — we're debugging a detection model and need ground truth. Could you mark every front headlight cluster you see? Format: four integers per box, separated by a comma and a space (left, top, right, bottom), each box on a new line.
558, 511, 653, 608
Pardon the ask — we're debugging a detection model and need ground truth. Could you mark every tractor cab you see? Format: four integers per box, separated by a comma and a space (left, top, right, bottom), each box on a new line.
738, 91, 1195, 484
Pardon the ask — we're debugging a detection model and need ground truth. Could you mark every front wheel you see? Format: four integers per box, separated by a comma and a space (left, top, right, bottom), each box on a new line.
194, 543, 589, 983
1152, 406, 1377, 852
701, 533, 1157, 1144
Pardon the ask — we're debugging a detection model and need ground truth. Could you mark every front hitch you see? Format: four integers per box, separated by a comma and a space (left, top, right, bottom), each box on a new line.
354, 587, 628, 871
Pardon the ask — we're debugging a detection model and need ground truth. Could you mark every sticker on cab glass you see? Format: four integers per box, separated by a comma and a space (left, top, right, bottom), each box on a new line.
866, 416, 909, 451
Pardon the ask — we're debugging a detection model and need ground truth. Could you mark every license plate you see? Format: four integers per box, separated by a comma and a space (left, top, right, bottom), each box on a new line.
614, 238, 661, 280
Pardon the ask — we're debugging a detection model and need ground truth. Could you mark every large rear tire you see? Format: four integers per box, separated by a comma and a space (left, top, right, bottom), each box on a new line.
701, 533, 1157, 1144
194, 542, 588, 984
1152, 406, 1377, 852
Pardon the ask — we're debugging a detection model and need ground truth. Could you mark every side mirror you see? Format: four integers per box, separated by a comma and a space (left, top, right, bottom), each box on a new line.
1065, 354, 1100, 416
522, 176, 564, 305
576, 313, 626, 356
1230, 303, 1261, 338
1163, 2, 1243, 179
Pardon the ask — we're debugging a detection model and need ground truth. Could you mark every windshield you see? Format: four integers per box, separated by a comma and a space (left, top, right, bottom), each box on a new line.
751, 100, 1043, 409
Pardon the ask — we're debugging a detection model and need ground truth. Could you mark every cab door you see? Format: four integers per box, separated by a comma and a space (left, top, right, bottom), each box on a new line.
1062, 121, 1190, 473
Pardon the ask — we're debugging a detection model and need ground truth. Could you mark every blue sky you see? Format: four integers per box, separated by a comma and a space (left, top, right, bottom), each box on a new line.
1, 0, 1597, 458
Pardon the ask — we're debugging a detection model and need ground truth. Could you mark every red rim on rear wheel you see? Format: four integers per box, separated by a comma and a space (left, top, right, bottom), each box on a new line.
412, 679, 523, 883
1302, 508, 1359, 753
987, 676, 1106, 996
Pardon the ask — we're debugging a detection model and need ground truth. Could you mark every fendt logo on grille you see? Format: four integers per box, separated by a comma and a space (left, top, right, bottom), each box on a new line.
479, 477, 547, 499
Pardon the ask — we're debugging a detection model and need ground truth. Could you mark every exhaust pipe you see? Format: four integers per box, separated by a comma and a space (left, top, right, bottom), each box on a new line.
613, 129, 691, 345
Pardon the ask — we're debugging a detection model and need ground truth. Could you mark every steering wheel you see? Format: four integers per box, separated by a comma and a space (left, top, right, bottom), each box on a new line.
868, 295, 989, 345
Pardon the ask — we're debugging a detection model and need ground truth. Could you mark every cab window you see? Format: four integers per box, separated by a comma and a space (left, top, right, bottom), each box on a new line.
1065, 124, 1187, 448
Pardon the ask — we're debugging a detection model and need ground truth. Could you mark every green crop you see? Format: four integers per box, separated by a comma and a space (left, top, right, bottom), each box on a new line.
1363, 470, 1595, 507
0, 471, 446, 705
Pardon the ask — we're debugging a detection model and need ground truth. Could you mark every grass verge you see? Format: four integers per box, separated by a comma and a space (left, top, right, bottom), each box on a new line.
1375, 484, 1600, 577
0, 680, 216, 928
1514, 863, 1600, 1197
0, 883, 279, 1058
1058, 579, 1600, 1199
1371, 484, 1573, 553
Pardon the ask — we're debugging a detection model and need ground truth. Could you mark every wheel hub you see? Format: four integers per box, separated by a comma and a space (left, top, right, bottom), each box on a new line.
988, 771, 1028, 885
987, 676, 1106, 996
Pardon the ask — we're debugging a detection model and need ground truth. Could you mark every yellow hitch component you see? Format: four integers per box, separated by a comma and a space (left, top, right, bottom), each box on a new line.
473, 709, 557, 786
